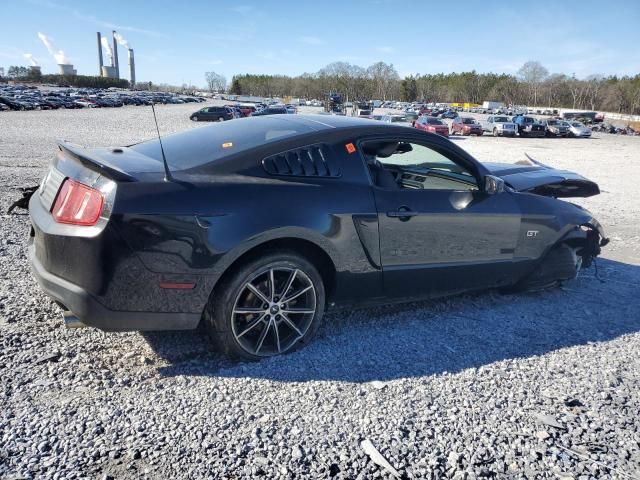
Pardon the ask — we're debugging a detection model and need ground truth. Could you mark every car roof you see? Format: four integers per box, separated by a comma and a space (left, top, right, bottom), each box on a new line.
130, 114, 412, 171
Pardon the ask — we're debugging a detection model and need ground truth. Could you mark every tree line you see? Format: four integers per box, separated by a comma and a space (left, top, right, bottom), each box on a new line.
214, 60, 640, 115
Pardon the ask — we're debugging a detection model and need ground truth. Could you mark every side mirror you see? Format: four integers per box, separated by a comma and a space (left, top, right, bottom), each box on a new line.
484, 175, 505, 195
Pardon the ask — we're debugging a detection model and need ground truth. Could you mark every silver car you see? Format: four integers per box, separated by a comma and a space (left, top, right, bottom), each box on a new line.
380, 114, 412, 127
481, 115, 517, 137
567, 121, 592, 138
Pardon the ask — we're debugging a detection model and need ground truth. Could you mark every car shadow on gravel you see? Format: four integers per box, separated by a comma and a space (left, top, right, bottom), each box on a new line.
145, 258, 640, 382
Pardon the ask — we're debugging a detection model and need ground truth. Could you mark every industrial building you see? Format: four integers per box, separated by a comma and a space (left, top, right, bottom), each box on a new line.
96, 31, 135, 85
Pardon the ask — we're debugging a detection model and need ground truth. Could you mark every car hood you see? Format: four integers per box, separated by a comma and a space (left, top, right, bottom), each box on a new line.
482, 155, 600, 198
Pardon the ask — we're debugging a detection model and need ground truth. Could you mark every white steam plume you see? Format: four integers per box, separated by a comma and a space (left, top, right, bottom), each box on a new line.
24, 53, 39, 66
113, 32, 131, 49
37, 32, 70, 65
100, 36, 113, 63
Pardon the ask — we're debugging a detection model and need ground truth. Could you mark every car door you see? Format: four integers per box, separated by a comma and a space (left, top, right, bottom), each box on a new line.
361, 135, 522, 300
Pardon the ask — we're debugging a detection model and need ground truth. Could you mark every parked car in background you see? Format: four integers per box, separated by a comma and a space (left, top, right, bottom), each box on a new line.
450, 117, 483, 136
190, 106, 235, 122
285, 104, 298, 114
481, 115, 517, 137
0, 96, 35, 110
380, 114, 412, 126
414, 116, 449, 137
238, 104, 256, 117
540, 119, 570, 137
512, 116, 546, 137
439, 110, 459, 119
251, 106, 288, 116
567, 121, 592, 138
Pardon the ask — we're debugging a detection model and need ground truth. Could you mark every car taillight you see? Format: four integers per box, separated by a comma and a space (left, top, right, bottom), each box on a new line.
51, 178, 104, 226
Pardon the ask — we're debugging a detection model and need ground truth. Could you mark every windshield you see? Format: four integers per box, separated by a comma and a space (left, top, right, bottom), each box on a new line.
494, 116, 508, 122
462, 118, 476, 124
427, 118, 444, 125
571, 122, 583, 127
390, 116, 407, 122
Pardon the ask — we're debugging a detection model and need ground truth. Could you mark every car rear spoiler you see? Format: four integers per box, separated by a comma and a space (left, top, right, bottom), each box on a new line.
57, 141, 138, 182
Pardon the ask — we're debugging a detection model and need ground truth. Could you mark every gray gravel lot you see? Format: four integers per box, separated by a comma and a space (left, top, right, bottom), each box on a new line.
1, 104, 639, 479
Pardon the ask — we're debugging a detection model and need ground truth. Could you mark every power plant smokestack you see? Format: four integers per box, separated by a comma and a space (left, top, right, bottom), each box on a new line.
112, 30, 119, 78
128, 49, 136, 88
58, 64, 77, 76
97, 32, 104, 76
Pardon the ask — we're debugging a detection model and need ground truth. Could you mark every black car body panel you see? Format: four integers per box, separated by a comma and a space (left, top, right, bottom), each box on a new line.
29, 115, 607, 331
483, 162, 600, 198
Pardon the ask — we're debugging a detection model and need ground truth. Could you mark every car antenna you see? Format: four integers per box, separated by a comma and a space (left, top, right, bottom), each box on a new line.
151, 102, 174, 182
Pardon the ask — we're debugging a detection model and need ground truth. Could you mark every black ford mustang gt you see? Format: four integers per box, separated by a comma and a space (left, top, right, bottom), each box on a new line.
29, 115, 607, 359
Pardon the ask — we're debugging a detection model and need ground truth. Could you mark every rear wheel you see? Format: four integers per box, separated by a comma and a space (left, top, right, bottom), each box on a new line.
204, 251, 325, 360
218, 117, 224, 122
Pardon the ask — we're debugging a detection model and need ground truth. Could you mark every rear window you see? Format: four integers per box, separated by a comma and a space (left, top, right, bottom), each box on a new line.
130, 116, 318, 170
427, 118, 444, 125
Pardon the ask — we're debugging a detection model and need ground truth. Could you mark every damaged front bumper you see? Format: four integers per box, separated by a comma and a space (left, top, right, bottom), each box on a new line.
579, 221, 609, 267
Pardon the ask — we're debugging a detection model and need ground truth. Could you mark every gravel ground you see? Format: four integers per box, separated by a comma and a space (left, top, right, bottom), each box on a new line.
1, 104, 639, 479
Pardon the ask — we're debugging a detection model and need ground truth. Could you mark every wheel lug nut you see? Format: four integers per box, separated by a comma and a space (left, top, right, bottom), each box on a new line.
274, 297, 279, 302
275, 314, 280, 319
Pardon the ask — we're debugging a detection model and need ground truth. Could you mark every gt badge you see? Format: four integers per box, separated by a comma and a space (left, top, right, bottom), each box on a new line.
526, 230, 539, 237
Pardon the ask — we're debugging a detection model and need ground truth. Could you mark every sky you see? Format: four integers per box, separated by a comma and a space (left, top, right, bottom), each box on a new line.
1, 0, 639, 87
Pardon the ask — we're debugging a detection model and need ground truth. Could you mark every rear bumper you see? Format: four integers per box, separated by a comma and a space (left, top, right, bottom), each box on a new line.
29, 242, 201, 331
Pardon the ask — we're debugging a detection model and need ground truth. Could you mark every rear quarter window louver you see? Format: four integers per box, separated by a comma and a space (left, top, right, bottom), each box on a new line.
262, 144, 341, 178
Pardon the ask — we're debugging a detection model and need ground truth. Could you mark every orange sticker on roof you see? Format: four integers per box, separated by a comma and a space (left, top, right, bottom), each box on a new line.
222, 142, 233, 148
345, 143, 356, 154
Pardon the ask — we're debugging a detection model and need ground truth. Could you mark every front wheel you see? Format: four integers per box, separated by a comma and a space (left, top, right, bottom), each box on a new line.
506, 244, 581, 292
204, 251, 326, 360
493, 128, 499, 137
218, 117, 224, 122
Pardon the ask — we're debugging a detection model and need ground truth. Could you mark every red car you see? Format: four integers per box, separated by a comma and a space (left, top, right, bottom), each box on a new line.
237, 105, 256, 117
451, 117, 484, 136
414, 115, 449, 137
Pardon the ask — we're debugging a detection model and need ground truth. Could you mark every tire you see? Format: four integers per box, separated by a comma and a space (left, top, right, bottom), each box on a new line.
507, 243, 580, 293
204, 251, 326, 360
218, 117, 224, 122
493, 128, 499, 137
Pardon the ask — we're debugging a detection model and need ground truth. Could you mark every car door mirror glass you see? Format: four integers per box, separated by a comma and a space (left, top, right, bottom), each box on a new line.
484, 175, 505, 195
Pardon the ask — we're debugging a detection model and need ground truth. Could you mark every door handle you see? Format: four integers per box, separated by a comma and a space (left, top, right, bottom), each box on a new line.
387, 208, 419, 220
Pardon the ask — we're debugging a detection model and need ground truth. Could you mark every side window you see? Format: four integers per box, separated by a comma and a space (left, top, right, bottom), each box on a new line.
361, 140, 478, 191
